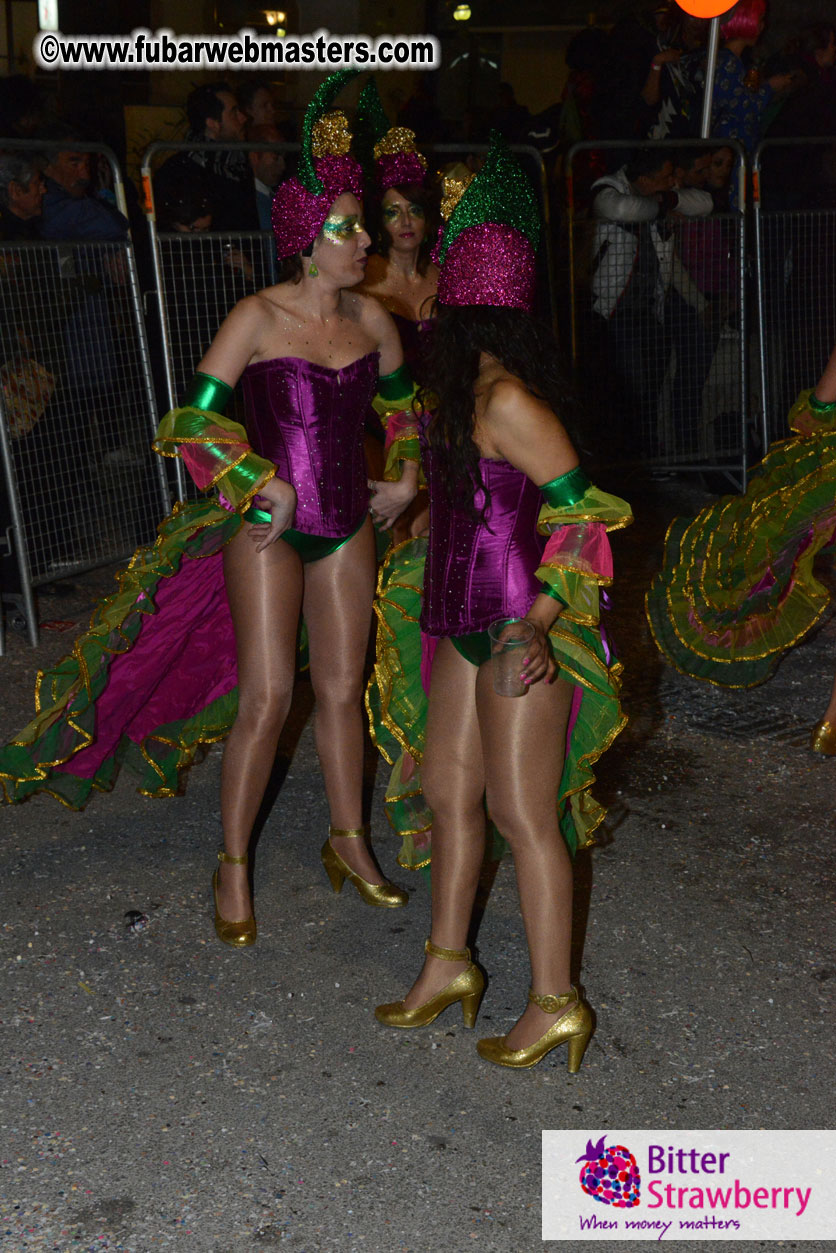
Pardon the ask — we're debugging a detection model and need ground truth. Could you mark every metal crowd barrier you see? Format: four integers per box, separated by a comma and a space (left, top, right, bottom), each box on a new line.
0, 139, 170, 647
753, 137, 836, 444
142, 140, 298, 502
142, 140, 552, 502
565, 139, 749, 490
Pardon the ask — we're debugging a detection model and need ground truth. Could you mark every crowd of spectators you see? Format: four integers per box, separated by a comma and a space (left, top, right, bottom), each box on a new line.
0, 0, 834, 575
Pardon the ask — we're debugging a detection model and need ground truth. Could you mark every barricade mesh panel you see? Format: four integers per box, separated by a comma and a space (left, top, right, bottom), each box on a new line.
569, 213, 745, 468
757, 210, 836, 443
155, 231, 275, 499
0, 240, 167, 584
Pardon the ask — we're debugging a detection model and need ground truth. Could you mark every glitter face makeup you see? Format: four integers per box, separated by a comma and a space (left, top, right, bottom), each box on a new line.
382, 202, 425, 222
321, 213, 365, 243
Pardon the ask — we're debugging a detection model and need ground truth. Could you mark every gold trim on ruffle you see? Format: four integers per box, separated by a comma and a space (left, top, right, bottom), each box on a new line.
538, 558, 614, 586
1, 501, 242, 804
539, 513, 633, 534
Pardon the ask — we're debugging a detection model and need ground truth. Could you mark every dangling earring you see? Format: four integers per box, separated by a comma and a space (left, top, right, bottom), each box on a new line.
308, 259, 318, 277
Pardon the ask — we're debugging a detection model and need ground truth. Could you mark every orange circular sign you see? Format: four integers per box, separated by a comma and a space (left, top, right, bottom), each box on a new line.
675, 0, 737, 16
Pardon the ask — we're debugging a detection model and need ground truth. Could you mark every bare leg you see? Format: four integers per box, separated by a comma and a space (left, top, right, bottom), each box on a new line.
303, 518, 380, 881
477, 667, 576, 1049
216, 526, 303, 920
400, 640, 486, 1007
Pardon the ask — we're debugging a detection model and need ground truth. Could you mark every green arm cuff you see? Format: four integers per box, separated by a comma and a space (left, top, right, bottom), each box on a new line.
539, 466, 592, 508
377, 364, 414, 403
183, 372, 233, 414
383, 439, 424, 484
540, 581, 566, 605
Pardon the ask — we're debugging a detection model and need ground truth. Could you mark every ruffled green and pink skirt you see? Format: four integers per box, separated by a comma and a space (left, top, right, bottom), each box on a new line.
0, 500, 244, 808
646, 400, 836, 688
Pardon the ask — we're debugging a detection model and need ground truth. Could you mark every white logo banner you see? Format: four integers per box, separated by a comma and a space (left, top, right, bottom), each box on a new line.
543, 1130, 835, 1241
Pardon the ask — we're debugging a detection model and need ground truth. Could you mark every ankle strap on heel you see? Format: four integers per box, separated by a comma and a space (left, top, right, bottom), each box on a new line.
218, 850, 248, 866
328, 825, 367, 840
528, 986, 578, 1013
425, 938, 471, 962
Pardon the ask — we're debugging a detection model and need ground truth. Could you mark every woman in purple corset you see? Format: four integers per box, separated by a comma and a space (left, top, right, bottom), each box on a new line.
368, 139, 631, 1069
165, 81, 422, 943
0, 74, 417, 945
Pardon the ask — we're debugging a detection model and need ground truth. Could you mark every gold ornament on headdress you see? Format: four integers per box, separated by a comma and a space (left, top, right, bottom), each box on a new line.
440, 167, 475, 220
312, 110, 353, 158
373, 126, 428, 168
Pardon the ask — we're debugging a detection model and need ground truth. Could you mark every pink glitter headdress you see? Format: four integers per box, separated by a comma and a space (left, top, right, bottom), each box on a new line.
356, 79, 428, 191
271, 70, 364, 260
434, 133, 541, 311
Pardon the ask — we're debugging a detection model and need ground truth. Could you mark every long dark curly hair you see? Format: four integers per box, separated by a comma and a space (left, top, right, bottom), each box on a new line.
421, 305, 580, 514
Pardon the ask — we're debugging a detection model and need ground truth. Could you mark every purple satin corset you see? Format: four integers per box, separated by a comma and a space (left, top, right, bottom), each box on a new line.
390, 313, 433, 383
421, 448, 545, 636
240, 352, 378, 536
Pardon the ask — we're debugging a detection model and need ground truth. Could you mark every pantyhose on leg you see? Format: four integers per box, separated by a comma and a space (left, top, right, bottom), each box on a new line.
400, 640, 486, 1007
477, 667, 575, 1049
303, 519, 382, 882
216, 524, 304, 920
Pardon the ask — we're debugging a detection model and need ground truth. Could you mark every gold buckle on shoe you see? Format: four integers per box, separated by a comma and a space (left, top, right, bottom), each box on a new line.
528, 987, 577, 1013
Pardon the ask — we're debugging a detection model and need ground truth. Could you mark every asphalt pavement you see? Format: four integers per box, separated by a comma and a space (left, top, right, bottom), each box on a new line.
1, 472, 833, 1252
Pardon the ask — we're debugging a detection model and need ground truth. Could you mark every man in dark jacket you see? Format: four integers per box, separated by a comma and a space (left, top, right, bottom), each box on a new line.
155, 83, 259, 232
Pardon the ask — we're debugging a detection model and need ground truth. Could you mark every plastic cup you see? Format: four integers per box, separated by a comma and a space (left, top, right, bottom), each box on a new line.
487, 617, 535, 697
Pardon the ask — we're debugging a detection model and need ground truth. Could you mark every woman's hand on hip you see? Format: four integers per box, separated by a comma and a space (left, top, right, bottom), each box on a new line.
248, 477, 297, 553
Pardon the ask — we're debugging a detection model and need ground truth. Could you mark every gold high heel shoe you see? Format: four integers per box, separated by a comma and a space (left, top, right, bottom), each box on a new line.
811, 721, 836, 756
212, 850, 257, 948
477, 986, 592, 1071
321, 826, 408, 908
375, 939, 485, 1029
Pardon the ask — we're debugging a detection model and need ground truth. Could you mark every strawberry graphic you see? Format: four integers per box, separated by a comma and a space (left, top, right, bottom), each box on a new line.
577, 1136, 641, 1207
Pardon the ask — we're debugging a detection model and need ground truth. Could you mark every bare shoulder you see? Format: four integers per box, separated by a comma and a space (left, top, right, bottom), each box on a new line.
480, 371, 577, 472
484, 375, 563, 432
345, 289, 393, 332
198, 291, 280, 383
222, 290, 284, 337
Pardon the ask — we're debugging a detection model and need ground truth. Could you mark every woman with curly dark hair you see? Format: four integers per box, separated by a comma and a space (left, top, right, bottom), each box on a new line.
367, 138, 632, 1070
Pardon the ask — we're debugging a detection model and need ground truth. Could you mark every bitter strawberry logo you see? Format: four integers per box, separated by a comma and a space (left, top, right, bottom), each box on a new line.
577, 1136, 641, 1207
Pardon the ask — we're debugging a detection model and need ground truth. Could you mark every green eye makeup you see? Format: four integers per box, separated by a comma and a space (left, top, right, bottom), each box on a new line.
322, 214, 365, 242
383, 203, 425, 221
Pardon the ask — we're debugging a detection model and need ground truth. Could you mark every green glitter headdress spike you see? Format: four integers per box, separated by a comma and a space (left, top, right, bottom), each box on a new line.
298, 69, 360, 194
355, 78, 390, 180
436, 131, 541, 266
357, 79, 390, 144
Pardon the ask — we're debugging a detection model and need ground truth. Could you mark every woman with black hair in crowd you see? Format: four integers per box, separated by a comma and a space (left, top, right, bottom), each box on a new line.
367, 138, 631, 1069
